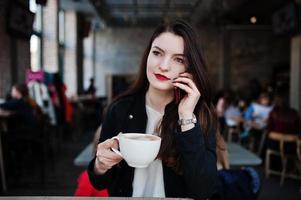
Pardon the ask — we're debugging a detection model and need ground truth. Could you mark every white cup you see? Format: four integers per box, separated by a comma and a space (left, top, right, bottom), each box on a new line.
112, 133, 161, 168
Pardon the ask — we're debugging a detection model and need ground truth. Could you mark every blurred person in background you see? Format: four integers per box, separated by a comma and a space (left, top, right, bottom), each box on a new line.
216, 90, 233, 135
49, 73, 73, 138
49, 73, 73, 125
243, 92, 273, 151
85, 77, 97, 97
264, 94, 301, 159
28, 79, 57, 126
0, 84, 43, 180
267, 94, 301, 136
0, 83, 40, 129
224, 92, 243, 131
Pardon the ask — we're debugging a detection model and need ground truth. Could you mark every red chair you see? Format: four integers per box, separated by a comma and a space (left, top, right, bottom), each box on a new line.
74, 170, 109, 197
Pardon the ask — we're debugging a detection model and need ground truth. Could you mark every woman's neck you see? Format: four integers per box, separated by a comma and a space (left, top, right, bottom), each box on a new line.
146, 87, 174, 114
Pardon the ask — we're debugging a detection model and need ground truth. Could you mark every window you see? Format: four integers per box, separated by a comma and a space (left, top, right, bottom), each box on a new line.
30, 0, 43, 72
58, 9, 65, 75
59, 10, 65, 44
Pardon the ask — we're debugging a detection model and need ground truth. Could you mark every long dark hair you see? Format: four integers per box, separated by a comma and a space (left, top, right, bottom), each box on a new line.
116, 19, 217, 173
13, 84, 30, 101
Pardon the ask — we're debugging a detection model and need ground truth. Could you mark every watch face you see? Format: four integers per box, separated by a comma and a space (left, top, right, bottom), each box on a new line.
192, 118, 197, 123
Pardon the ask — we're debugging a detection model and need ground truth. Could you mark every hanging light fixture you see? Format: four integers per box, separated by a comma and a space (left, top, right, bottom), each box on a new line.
35, 0, 47, 6
250, 16, 257, 24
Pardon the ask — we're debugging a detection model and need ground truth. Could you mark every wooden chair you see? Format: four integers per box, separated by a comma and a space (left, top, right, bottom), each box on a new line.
265, 131, 301, 185
227, 126, 241, 143
257, 130, 268, 156
226, 117, 243, 144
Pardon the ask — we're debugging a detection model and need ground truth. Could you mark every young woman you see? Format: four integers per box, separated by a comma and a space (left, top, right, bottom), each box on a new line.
0, 84, 39, 128
88, 20, 219, 199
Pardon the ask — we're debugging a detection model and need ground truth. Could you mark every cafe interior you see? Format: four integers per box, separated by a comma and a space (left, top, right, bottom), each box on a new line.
0, 0, 301, 199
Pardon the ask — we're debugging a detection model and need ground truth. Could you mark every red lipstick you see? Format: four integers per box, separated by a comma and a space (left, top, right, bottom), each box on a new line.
154, 73, 170, 81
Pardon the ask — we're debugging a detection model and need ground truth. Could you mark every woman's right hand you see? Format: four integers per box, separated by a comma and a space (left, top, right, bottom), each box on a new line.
94, 138, 123, 174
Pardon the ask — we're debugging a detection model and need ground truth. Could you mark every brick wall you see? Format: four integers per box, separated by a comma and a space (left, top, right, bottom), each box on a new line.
93, 26, 289, 96
0, 0, 11, 97
228, 28, 290, 91
93, 26, 223, 96
17, 40, 31, 82
0, 0, 30, 97
198, 26, 223, 89
94, 27, 152, 96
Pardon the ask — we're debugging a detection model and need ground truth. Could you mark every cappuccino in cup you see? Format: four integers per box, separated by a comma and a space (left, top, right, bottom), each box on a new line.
124, 134, 158, 141
112, 133, 161, 168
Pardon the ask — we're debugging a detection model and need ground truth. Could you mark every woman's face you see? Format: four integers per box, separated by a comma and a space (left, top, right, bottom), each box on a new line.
259, 96, 270, 106
11, 87, 21, 99
146, 32, 187, 92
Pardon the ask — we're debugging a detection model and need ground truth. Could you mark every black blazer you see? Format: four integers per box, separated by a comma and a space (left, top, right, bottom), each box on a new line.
88, 93, 219, 200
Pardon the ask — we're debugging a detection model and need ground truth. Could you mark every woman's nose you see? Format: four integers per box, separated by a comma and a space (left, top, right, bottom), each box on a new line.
158, 58, 171, 71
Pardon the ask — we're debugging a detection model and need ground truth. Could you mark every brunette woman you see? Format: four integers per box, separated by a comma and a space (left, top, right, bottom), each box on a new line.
88, 19, 219, 200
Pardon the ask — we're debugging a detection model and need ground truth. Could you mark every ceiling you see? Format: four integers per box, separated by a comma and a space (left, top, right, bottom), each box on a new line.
60, 0, 97, 15
91, 0, 201, 26
60, 0, 294, 27
223, 0, 293, 25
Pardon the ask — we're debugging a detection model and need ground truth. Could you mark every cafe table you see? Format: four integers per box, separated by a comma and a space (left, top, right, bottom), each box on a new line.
74, 143, 93, 167
0, 197, 192, 200
228, 142, 262, 166
74, 142, 262, 167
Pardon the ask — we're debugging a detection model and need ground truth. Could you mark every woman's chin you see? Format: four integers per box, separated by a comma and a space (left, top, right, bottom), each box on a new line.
149, 84, 173, 92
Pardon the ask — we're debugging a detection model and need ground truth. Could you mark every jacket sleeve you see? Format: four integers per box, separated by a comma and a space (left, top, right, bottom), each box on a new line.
87, 102, 119, 190
175, 123, 219, 200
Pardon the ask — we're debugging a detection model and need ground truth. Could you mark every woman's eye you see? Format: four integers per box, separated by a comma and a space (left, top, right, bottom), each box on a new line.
175, 57, 184, 64
152, 50, 161, 56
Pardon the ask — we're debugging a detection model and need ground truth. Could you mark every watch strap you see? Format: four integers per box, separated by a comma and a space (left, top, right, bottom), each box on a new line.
178, 114, 197, 126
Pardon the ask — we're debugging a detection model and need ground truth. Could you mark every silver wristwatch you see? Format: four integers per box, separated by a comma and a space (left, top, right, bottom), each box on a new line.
178, 114, 197, 126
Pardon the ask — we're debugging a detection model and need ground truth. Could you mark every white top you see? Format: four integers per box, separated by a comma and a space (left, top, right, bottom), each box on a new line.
28, 81, 57, 125
225, 105, 241, 127
252, 103, 273, 129
132, 105, 165, 197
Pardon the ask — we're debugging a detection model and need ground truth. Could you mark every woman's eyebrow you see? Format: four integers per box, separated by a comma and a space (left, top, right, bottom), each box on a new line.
174, 53, 185, 57
153, 46, 184, 57
153, 46, 164, 52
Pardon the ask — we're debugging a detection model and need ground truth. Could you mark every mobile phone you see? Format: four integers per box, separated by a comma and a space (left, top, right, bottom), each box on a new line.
175, 87, 186, 104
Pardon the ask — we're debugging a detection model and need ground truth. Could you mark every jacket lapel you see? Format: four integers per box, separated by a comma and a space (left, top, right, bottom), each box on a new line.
123, 93, 147, 134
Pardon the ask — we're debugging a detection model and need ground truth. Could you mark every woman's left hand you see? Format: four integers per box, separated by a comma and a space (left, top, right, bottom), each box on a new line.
172, 72, 201, 119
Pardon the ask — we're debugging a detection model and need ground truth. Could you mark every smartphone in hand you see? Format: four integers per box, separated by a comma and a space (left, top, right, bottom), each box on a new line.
175, 87, 186, 104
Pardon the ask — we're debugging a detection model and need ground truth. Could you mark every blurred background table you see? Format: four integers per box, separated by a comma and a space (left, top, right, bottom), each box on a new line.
228, 142, 262, 166
74, 142, 262, 167
74, 143, 93, 166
